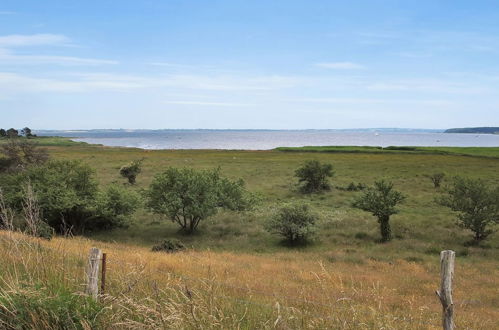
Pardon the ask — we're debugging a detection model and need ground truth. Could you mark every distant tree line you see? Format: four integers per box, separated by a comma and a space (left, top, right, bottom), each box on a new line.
0, 127, 35, 138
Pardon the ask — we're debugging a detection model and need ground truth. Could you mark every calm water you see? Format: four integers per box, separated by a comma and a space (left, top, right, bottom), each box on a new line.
38, 130, 499, 150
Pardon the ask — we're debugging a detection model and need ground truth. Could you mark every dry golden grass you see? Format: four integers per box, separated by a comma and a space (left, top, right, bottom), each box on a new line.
0, 230, 497, 329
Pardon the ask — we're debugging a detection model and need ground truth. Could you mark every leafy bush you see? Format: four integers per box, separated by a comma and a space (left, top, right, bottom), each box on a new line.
427, 172, 445, 188
1, 160, 138, 234
119, 159, 143, 184
295, 160, 334, 193
94, 184, 141, 230
353, 180, 405, 242
147, 167, 254, 234
265, 203, 317, 244
438, 176, 499, 243
152, 238, 186, 253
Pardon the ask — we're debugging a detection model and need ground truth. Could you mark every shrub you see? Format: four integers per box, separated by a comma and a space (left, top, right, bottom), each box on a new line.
147, 167, 253, 234
438, 176, 499, 243
353, 180, 405, 242
265, 203, 317, 244
1, 160, 138, 234
152, 238, 186, 253
94, 184, 141, 230
428, 172, 445, 188
0, 138, 49, 172
119, 159, 143, 184
295, 160, 334, 193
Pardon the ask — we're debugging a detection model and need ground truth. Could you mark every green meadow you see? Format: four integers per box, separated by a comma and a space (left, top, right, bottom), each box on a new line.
39, 138, 499, 262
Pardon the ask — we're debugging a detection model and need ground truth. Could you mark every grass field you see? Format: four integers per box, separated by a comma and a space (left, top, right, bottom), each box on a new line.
1, 138, 498, 328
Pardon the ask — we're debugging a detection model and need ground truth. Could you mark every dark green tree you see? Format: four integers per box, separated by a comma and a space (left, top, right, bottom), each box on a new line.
428, 172, 445, 188
353, 180, 405, 242
295, 160, 334, 193
438, 177, 499, 243
0, 129, 6, 137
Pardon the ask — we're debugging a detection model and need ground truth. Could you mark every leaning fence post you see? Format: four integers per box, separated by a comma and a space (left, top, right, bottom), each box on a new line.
100, 252, 107, 295
436, 250, 455, 330
85, 247, 102, 299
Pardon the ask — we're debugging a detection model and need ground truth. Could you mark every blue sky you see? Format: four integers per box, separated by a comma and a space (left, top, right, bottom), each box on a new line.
1, 0, 498, 129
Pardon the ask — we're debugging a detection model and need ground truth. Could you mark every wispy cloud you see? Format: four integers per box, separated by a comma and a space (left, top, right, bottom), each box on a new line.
163, 100, 253, 107
0, 33, 69, 47
0, 33, 117, 66
288, 97, 454, 106
316, 62, 365, 70
0, 11, 15, 15
0, 52, 118, 66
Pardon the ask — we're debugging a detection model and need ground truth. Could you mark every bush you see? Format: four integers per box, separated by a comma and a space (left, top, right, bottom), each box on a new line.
152, 238, 186, 253
1, 160, 138, 234
427, 172, 445, 188
94, 184, 141, 230
438, 176, 499, 243
265, 203, 317, 244
295, 160, 334, 193
353, 180, 405, 242
119, 159, 143, 184
147, 167, 254, 234
0, 138, 48, 172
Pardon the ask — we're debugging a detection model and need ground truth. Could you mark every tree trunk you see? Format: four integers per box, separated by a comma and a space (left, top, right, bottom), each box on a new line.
379, 216, 391, 242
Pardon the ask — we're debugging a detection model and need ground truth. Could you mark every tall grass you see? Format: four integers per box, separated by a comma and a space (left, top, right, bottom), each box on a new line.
0, 231, 497, 329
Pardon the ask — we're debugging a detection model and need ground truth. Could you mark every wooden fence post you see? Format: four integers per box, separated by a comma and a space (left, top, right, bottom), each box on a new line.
100, 252, 107, 295
436, 250, 455, 330
85, 247, 102, 299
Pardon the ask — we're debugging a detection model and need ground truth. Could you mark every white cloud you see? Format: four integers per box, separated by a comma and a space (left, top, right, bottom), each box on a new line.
288, 97, 454, 106
0, 34, 69, 47
316, 62, 365, 70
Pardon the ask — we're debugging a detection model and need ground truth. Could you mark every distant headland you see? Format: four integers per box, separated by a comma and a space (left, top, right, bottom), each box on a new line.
445, 127, 499, 134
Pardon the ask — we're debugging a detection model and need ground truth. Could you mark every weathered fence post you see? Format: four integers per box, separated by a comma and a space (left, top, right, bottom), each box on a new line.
101, 252, 107, 295
85, 247, 102, 299
436, 250, 455, 330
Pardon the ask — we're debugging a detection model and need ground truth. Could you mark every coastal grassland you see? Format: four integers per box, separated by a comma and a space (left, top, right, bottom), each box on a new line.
2, 142, 499, 328
0, 230, 497, 329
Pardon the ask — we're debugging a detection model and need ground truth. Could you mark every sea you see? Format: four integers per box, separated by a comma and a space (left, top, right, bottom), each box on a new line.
35, 129, 499, 150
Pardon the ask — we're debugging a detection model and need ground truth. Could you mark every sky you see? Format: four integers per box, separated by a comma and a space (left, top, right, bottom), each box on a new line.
0, 0, 498, 130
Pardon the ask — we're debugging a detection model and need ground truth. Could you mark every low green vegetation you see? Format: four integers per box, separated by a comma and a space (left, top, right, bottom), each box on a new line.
276, 145, 499, 158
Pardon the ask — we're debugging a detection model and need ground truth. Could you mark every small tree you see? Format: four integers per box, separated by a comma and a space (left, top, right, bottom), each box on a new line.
119, 159, 143, 184
295, 160, 334, 193
21, 127, 33, 137
147, 167, 252, 234
265, 203, 317, 244
353, 180, 405, 242
438, 177, 499, 243
428, 172, 445, 188
0, 129, 6, 137
6, 128, 18, 138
